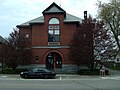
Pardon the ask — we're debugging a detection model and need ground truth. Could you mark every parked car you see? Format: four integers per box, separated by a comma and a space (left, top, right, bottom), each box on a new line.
20, 68, 56, 79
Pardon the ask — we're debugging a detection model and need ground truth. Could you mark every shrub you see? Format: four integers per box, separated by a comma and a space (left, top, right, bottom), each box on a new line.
14, 69, 28, 74
77, 69, 110, 75
1, 68, 28, 74
2, 68, 14, 74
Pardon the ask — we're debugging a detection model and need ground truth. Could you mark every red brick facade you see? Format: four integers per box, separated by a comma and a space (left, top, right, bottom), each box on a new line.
17, 2, 93, 73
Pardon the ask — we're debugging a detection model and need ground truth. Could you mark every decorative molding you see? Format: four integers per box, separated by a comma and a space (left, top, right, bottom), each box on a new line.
31, 45, 69, 49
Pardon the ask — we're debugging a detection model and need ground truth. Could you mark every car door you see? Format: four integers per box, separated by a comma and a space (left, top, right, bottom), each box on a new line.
30, 69, 39, 78
39, 70, 45, 78
42, 70, 51, 78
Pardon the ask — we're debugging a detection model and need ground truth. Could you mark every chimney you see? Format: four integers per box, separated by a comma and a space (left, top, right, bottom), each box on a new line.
84, 11, 87, 22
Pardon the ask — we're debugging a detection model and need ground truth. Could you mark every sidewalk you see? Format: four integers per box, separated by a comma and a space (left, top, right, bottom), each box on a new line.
106, 68, 120, 76
0, 74, 98, 79
56, 74, 99, 79
55, 68, 120, 79
0, 69, 120, 79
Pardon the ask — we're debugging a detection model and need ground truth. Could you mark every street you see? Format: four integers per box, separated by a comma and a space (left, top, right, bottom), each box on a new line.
0, 75, 120, 90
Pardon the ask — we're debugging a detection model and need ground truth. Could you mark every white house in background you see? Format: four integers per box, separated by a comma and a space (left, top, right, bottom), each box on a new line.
115, 52, 120, 63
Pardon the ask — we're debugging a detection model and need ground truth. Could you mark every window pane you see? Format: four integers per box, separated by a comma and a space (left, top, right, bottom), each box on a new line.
48, 30, 53, 35
54, 35, 60, 42
48, 36, 54, 42
49, 18, 60, 24
55, 30, 60, 35
56, 57, 62, 68
36, 56, 39, 61
48, 26, 53, 29
25, 34, 29, 38
54, 26, 60, 29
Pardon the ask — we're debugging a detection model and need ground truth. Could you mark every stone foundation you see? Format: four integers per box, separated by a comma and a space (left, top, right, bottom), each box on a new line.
17, 64, 88, 74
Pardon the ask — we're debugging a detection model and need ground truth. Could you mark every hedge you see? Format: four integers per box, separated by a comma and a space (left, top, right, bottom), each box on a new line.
77, 69, 110, 75
0, 68, 28, 74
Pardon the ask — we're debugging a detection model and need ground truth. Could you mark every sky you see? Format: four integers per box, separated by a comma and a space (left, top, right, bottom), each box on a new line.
0, 0, 109, 38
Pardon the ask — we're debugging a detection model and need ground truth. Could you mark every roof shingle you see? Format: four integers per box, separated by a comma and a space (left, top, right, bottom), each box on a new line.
0, 36, 5, 43
17, 13, 82, 27
17, 2, 82, 27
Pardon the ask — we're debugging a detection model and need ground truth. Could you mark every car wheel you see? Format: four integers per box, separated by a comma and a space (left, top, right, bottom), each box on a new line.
45, 75, 48, 79
24, 75, 28, 78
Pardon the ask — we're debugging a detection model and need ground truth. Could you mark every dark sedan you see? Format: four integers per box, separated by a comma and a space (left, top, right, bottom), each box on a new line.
20, 68, 56, 79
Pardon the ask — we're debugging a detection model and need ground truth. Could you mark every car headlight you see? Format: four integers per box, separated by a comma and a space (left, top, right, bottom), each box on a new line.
21, 72, 23, 74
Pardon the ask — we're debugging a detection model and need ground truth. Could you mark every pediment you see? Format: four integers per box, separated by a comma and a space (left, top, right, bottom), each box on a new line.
42, 2, 66, 14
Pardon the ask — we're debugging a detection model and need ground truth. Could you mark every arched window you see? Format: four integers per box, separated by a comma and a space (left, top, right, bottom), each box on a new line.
48, 18, 60, 42
49, 18, 60, 24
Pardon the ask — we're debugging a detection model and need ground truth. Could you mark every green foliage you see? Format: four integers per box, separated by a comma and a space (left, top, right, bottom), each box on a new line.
112, 63, 120, 70
0, 28, 31, 70
69, 16, 94, 68
2, 68, 14, 74
104, 62, 120, 70
1, 68, 28, 74
97, 0, 120, 50
15, 69, 28, 74
77, 69, 110, 75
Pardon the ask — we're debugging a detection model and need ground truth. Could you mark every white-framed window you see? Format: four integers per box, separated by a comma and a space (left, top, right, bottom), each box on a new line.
49, 18, 60, 24
25, 34, 29, 38
48, 18, 60, 42
35, 56, 39, 62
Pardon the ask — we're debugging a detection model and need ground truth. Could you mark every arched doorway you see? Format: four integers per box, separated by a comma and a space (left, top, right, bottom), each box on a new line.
46, 52, 62, 70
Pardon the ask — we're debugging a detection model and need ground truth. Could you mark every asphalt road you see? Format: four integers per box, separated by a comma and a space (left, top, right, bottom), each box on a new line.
0, 75, 120, 90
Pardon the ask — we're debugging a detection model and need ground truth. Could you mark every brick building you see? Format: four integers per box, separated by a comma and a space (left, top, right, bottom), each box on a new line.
17, 2, 93, 73
0, 36, 6, 66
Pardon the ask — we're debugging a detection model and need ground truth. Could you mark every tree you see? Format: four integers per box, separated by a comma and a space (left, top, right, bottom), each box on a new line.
0, 43, 12, 73
69, 13, 116, 69
93, 18, 117, 62
69, 14, 94, 69
0, 28, 30, 70
97, 0, 120, 52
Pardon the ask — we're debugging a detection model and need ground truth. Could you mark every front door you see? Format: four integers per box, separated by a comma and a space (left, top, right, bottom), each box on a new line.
46, 52, 62, 70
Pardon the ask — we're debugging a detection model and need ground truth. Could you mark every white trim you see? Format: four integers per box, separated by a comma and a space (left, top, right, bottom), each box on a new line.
32, 46, 69, 49
48, 42, 60, 46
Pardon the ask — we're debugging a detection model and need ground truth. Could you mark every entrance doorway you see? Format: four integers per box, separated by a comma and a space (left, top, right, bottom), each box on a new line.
46, 52, 62, 70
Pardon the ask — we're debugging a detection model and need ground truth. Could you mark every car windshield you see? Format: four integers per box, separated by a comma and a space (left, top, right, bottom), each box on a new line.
31, 68, 38, 72
31, 68, 50, 72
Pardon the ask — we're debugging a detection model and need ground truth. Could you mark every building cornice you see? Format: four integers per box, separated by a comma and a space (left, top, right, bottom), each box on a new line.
31, 45, 69, 49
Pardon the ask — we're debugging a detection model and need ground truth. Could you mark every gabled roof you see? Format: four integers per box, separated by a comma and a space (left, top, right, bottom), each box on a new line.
17, 16, 44, 27
42, 2, 66, 15
17, 2, 82, 27
64, 13, 82, 23
17, 13, 82, 27
0, 36, 6, 43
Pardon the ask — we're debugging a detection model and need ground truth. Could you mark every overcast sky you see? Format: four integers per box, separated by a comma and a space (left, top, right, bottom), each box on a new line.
0, 0, 109, 38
